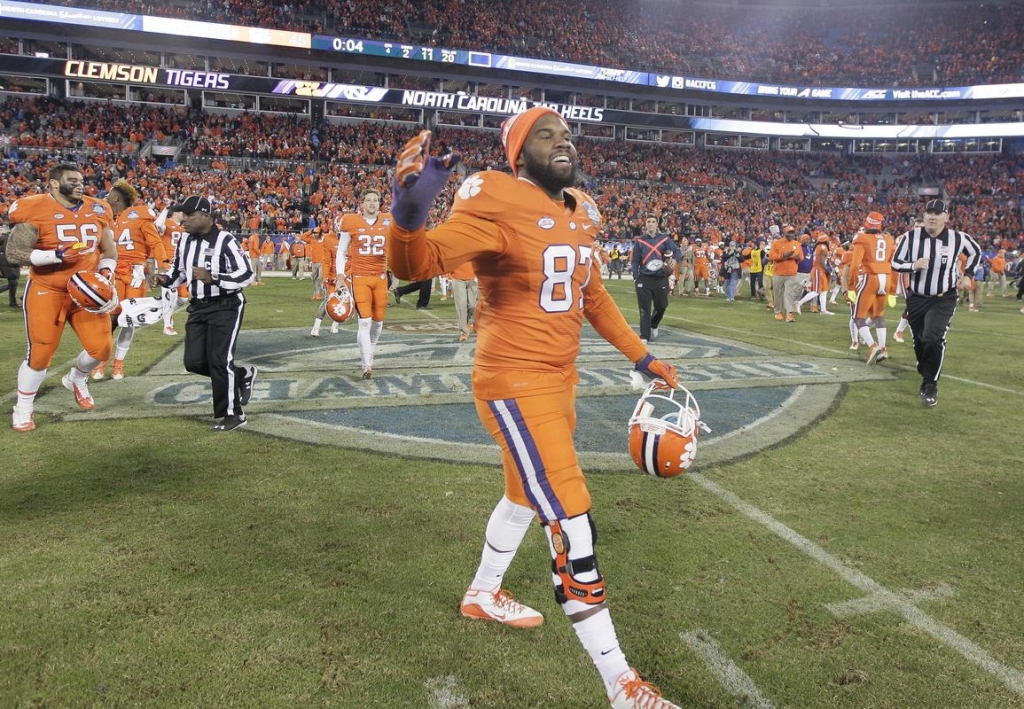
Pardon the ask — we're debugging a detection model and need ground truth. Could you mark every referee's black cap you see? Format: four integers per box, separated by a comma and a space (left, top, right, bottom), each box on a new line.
169, 195, 213, 215
924, 199, 947, 214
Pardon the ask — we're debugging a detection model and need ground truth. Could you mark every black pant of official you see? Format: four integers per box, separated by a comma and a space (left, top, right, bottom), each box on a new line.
396, 279, 432, 308
184, 294, 248, 419
906, 291, 957, 386
635, 273, 670, 341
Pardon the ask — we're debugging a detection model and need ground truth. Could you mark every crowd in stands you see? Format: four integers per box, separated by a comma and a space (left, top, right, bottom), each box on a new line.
22, 0, 1024, 87
2, 96, 1022, 252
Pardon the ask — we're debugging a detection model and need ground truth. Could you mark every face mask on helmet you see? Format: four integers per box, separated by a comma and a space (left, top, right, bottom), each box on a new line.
326, 286, 355, 323
628, 381, 710, 478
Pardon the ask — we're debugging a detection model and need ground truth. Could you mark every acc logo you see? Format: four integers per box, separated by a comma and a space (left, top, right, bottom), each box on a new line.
457, 174, 484, 200
582, 201, 601, 224
537, 217, 556, 230
862, 89, 888, 100
92, 204, 106, 215
54, 213, 64, 219
128, 210, 139, 219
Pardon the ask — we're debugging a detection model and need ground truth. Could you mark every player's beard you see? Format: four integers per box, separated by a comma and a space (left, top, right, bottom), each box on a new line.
522, 150, 577, 195
58, 180, 83, 204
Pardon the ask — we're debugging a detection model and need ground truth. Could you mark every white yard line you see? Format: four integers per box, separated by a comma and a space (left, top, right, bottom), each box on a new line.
425, 675, 469, 709
688, 473, 1024, 697
681, 631, 777, 709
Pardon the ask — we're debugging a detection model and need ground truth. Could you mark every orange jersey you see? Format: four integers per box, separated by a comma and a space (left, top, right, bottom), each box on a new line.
7, 193, 112, 290
162, 217, 186, 264
339, 212, 392, 277
693, 247, 709, 266
112, 204, 166, 274
320, 230, 339, 280
850, 231, 895, 276
389, 171, 646, 399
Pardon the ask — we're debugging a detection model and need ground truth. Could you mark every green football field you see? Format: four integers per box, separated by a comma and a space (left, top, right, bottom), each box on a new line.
2, 275, 1022, 709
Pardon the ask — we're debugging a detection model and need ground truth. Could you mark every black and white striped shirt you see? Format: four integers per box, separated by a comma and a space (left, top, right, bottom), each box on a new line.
166, 226, 254, 300
891, 227, 981, 297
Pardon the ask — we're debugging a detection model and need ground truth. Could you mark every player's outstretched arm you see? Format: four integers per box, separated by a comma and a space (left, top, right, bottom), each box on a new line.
391, 130, 461, 232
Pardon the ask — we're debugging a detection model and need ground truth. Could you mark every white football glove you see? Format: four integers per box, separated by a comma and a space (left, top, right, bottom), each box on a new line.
130, 264, 146, 289
97, 276, 120, 314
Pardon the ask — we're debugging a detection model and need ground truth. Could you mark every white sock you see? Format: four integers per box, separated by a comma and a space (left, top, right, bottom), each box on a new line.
115, 326, 135, 360
73, 351, 100, 381
797, 291, 817, 307
369, 319, 383, 346
849, 319, 858, 343
470, 497, 535, 591
897, 317, 908, 334
876, 327, 887, 349
573, 608, 630, 696
858, 326, 876, 348
819, 293, 830, 311
311, 317, 323, 331
357, 318, 373, 367
17, 361, 46, 408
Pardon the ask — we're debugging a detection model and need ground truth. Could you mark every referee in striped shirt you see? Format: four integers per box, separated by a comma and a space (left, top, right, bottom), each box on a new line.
891, 199, 980, 407
157, 196, 257, 431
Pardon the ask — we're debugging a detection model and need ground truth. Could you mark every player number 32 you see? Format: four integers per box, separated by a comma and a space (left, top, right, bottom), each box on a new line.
540, 244, 594, 313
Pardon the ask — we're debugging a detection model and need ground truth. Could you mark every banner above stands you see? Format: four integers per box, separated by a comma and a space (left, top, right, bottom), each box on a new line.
4, 0, 1024, 103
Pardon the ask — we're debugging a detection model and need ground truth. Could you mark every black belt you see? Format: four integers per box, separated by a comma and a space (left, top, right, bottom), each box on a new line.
909, 288, 958, 298
191, 292, 237, 304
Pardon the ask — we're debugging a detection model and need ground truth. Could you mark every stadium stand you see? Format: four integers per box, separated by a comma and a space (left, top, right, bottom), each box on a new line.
18, 0, 1024, 86
2, 96, 1021, 251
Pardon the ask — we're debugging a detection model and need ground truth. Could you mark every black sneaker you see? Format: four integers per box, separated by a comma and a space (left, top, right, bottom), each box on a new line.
921, 383, 938, 407
393, 289, 402, 305
212, 414, 247, 432
239, 366, 258, 406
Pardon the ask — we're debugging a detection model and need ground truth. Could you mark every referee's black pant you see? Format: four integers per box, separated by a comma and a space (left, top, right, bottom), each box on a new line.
635, 273, 670, 341
906, 290, 957, 385
184, 293, 248, 419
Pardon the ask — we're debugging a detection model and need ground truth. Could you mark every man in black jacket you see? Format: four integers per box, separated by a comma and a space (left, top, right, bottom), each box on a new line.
631, 216, 683, 343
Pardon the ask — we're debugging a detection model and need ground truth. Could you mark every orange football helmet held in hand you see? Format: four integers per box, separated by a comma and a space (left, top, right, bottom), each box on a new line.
326, 285, 355, 323
628, 381, 709, 478
68, 270, 117, 314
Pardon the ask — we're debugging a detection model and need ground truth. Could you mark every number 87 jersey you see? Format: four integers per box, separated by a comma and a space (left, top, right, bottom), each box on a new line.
8, 193, 113, 290
429, 171, 645, 399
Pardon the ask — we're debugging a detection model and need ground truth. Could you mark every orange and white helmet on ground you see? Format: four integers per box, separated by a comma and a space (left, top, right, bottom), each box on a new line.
628, 381, 709, 478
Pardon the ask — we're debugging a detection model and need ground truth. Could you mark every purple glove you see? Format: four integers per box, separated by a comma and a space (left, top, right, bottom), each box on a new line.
391, 130, 461, 231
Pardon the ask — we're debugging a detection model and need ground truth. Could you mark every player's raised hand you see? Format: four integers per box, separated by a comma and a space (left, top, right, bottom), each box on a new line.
391, 130, 462, 231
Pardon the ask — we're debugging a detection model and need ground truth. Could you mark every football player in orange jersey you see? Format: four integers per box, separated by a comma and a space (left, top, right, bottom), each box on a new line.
91, 179, 168, 381
692, 238, 711, 296
388, 108, 684, 709
6, 163, 119, 431
795, 232, 835, 315
333, 190, 393, 377
847, 211, 895, 364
